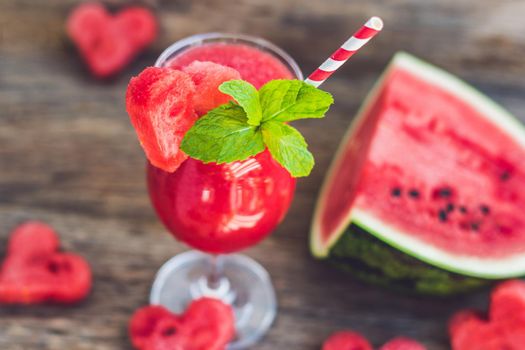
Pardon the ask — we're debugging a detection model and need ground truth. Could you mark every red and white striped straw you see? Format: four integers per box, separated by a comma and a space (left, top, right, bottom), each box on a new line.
304, 16, 384, 87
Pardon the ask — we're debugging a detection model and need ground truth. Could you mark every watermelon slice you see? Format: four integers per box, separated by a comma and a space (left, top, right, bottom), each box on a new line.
126, 67, 197, 173
322, 331, 372, 350
311, 52, 525, 294
126, 62, 243, 173
322, 331, 426, 350
380, 337, 426, 350
449, 280, 525, 349
182, 61, 241, 116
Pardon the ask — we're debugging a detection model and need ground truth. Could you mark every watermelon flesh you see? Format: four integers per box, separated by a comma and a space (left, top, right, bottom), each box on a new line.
312, 52, 525, 285
325, 68, 525, 257
322, 331, 372, 350
322, 331, 426, 350
126, 62, 241, 173
182, 61, 241, 116
449, 280, 525, 350
380, 337, 426, 350
126, 67, 197, 173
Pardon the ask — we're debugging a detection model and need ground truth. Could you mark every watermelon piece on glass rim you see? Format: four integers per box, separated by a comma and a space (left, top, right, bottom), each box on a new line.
182, 61, 242, 116
126, 67, 198, 173
126, 62, 244, 173
310, 52, 525, 295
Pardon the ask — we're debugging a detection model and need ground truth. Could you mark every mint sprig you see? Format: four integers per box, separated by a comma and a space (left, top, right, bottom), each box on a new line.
181, 79, 333, 177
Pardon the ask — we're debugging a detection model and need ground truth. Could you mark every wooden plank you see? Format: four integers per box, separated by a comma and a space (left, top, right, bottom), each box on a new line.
1, 0, 524, 349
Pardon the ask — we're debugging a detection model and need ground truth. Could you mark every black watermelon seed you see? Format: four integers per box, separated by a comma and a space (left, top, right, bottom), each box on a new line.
500, 171, 511, 181
438, 210, 448, 222
479, 205, 490, 215
408, 189, 420, 199
162, 327, 177, 337
47, 261, 60, 274
437, 187, 452, 198
446, 203, 455, 212
459, 206, 468, 214
470, 222, 480, 231
391, 187, 402, 197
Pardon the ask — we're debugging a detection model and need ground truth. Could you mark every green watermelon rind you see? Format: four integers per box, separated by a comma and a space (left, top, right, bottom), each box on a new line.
352, 211, 525, 279
311, 51, 525, 280
330, 225, 489, 295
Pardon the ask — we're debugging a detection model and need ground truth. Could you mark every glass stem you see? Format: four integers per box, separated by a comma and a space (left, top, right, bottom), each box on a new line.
207, 254, 224, 290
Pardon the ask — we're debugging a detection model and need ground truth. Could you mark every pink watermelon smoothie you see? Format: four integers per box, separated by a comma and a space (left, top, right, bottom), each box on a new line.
148, 42, 297, 254
166, 43, 293, 88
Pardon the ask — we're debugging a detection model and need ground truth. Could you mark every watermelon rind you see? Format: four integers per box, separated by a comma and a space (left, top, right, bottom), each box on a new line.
311, 52, 525, 281
330, 225, 488, 295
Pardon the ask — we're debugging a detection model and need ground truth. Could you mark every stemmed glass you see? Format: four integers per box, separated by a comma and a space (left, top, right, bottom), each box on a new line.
147, 33, 303, 349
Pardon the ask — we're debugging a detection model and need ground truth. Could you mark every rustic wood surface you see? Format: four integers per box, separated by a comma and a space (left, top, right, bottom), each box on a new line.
1, 0, 525, 349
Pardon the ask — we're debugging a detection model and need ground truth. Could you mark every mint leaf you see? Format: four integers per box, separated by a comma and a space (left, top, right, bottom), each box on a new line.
181, 103, 265, 163
259, 80, 334, 122
261, 121, 314, 177
219, 80, 262, 126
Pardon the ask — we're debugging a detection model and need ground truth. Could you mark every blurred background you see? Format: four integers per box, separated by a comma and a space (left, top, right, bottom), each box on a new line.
1, 0, 524, 349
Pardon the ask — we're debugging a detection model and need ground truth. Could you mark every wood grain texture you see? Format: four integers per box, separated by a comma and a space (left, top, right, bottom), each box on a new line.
1, 0, 524, 349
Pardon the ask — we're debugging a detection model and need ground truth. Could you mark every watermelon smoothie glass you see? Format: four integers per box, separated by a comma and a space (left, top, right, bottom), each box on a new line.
148, 33, 303, 349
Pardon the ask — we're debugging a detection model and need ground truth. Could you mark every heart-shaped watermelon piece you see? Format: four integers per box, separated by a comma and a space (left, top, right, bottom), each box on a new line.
449, 280, 525, 350
322, 331, 372, 350
322, 331, 426, 350
67, 2, 157, 78
126, 67, 198, 173
0, 221, 92, 304
380, 337, 427, 350
126, 62, 242, 173
129, 298, 235, 350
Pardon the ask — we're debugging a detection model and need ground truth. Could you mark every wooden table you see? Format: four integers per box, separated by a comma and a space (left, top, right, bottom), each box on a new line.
1, 0, 524, 349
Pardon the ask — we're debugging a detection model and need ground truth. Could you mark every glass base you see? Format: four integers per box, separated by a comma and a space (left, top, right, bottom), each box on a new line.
150, 250, 277, 349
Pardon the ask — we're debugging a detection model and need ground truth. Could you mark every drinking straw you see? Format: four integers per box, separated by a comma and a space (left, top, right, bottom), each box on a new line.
304, 16, 384, 87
